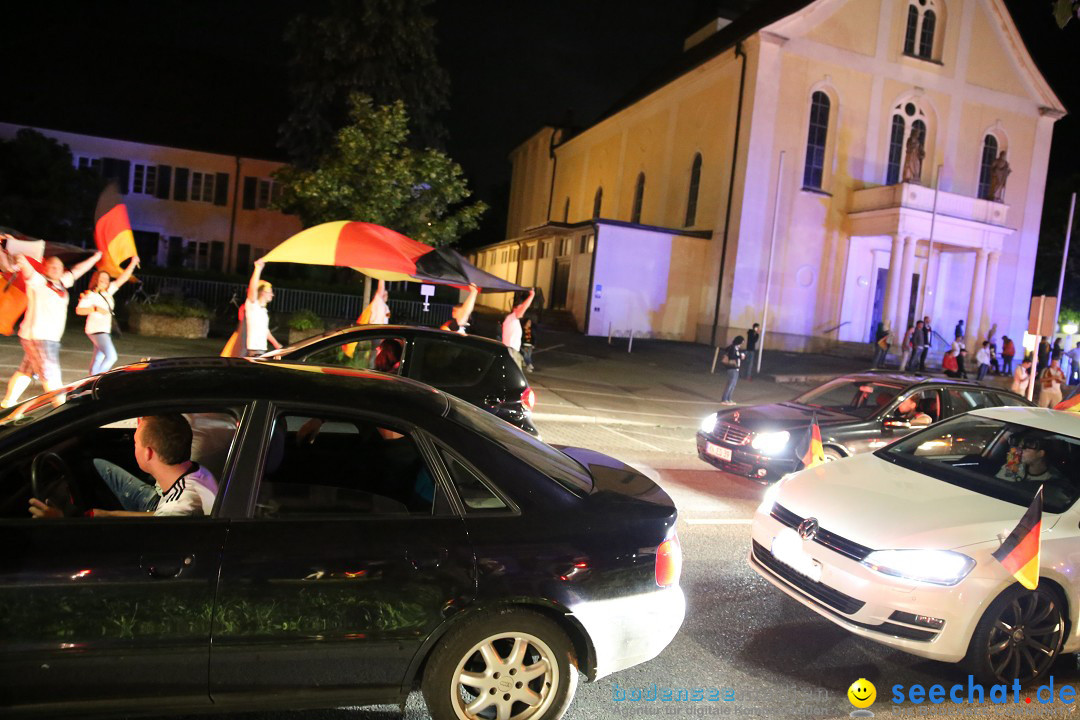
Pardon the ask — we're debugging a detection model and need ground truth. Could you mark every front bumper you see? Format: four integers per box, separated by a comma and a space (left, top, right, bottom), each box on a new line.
570, 585, 686, 680
748, 508, 995, 664
695, 433, 798, 482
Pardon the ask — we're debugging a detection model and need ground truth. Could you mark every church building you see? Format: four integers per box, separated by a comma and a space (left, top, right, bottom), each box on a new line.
471, 0, 1065, 358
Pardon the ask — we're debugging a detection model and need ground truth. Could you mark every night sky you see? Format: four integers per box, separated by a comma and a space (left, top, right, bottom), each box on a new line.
1, 1, 1077, 250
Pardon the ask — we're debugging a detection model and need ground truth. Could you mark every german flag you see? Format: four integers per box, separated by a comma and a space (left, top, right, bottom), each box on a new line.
1055, 392, 1080, 413
0, 255, 46, 336
800, 415, 826, 469
992, 486, 1043, 590
93, 182, 137, 278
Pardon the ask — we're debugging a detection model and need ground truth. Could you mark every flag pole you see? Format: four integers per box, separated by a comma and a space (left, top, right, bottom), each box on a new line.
1053, 193, 1076, 339
918, 165, 943, 326
757, 151, 785, 375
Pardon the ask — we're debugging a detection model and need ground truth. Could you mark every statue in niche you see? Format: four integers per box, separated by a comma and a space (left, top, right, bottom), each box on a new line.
989, 151, 1011, 202
901, 127, 925, 184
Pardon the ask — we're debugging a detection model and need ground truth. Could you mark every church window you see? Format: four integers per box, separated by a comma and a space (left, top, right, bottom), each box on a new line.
919, 10, 936, 58
904, 0, 942, 61
631, 173, 645, 224
685, 154, 702, 227
977, 135, 998, 200
904, 6, 919, 55
803, 93, 830, 190
886, 100, 930, 185
886, 116, 906, 185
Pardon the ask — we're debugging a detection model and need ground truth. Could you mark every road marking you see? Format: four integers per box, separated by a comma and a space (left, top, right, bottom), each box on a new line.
685, 518, 753, 525
531, 344, 564, 355
539, 386, 720, 405
598, 424, 663, 451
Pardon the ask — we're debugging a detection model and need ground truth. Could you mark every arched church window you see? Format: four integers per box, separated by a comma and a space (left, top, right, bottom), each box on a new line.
685, 154, 702, 227
904, 5, 919, 55
886, 116, 906, 185
593, 187, 603, 218
904, 0, 943, 61
977, 135, 999, 200
919, 10, 936, 58
886, 100, 930, 185
631, 173, 645, 224
803, 92, 830, 189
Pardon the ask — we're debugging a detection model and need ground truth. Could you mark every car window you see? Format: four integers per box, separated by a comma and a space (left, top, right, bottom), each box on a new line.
437, 446, 510, 512
879, 415, 1080, 513
946, 388, 1000, 414
995, 393, 1030, 407
301, 336, 405, 375
793, 379, 903, 419
0, 406, 241, 520
411, 338, 494, 387
0, 376, 96, 437
255, 413, 440, 518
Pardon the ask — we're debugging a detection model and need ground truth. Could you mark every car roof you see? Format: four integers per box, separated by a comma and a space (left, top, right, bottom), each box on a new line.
844, 371, 1027, 395
297, 324, 511, 352
968, 406, 1080, 437
91, 357, 451, 417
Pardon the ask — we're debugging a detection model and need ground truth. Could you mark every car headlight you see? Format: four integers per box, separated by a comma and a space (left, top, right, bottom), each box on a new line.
862, 549, 975, 586
756, 479, 784, 515
699, 412, 718, 434
750, 430, 790, 455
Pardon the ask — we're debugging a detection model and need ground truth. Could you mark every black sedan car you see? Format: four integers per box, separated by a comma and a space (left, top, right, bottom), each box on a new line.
696, 372, 1032, 482
0, 359, 683, 718
263, 325, 538, 436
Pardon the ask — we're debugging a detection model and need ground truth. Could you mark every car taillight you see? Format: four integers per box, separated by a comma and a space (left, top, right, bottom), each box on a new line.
655, 532, 682, 588
521, 387, 536, 412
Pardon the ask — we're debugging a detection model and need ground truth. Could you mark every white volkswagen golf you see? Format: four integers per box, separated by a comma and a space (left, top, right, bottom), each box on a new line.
750, 406, 1080, 684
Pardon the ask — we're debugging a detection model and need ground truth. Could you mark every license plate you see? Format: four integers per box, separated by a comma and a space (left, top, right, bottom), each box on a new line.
771, 528, 822, 582
705, 442, 732, 462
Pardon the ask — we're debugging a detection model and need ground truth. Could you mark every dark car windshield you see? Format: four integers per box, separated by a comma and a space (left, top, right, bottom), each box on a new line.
0, 377, 97, 438
446, 394, 593, 495
877, 415, 1080, 513
792, 379, 903, 419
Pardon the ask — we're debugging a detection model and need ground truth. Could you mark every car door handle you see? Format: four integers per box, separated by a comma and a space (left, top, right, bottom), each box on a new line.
140, 554, 194, 579
407, 548, 447, 571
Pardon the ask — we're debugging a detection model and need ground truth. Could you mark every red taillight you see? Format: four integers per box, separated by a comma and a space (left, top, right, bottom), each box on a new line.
521, 387, 536, 412
655, 532, 682, 588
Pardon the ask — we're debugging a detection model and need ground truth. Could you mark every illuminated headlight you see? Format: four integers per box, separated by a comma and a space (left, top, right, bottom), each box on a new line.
862, 549, 975, 586
750, 430, 790, 455
699, 412, 718, 434
756, 479, 784, 515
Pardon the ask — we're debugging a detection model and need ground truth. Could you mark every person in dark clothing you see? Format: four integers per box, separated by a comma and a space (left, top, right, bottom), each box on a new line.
1038, 338, 1050, 371
720, 336, 744, 405
872, 321, 892, 368
954, 319, 964, 341
1001, 336, 1015, 375
918, 316, 932, 371
743, 323, 760, 380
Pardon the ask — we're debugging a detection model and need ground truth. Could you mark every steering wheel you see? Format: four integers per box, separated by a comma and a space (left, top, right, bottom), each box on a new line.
31, 452, 83, 514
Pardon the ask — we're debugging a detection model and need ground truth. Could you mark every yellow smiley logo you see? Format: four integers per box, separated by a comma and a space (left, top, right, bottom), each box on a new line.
848, 678, 876, 709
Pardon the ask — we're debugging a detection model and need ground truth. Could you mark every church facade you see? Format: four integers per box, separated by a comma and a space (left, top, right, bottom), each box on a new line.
471, 0, 1065, 357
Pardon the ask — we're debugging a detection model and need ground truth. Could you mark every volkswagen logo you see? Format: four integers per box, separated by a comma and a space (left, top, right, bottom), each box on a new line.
797, 517, 819, 541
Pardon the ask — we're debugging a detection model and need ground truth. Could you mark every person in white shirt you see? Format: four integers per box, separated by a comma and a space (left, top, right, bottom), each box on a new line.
76, 257, 139, 375
357, 278, 391, 325
440, 283, 479, 335
243, 259, 281, 357
501, 288, 535, 370
2, 250, 102, 408
29, 414, 218, 519
975, 342, 992, 382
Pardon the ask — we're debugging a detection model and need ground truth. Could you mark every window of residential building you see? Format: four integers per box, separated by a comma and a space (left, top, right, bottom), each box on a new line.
559, 237, 573, 256
978, 134, 999, 200
258, 180, 271, 208
539, 242, 549, 260
191, 171, 216, 203
593, 187, 603, 218
511, 248, 519, 263
76, 156, 102, 174
131, 164, 158, 195
174, 167, 190, 201
904, 0, 942, 61
631, 173, 645, 224
685, 154, 703, 226
803, 93, 830, 190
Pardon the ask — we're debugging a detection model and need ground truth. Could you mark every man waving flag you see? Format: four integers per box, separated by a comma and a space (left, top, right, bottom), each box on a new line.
992, 486, 1043, 590
94, 182, 138, 277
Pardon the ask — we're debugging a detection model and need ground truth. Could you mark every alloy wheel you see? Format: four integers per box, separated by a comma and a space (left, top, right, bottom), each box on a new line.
449, 630, 559, 720
985, 591, 1063, 682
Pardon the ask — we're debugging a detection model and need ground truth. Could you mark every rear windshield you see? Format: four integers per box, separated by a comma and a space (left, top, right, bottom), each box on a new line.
793, 379, 903, 419
446, 395, 593, 495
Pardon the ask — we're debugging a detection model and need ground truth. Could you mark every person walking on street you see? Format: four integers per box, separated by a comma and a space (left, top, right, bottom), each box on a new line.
357, 278, 390, 325
501, 288, 535, 371
899, 324, 915, 373
872, 321, 892, 368
1038, 338, 1050, 371
1037, 359, 1066, 409
720, 336, 745, 405
744, 323, 760, 380
1001, 336, 1015, 375
2, 249, 102, 408
918, 316, 933, 371
975, 341, 992, 382
521, 318, 536, 372
908, 320, 926, 372
1011, 356, 1032, 396
242, 259, 281, 357
441, 283, 480, 335
76, 256, 139, 375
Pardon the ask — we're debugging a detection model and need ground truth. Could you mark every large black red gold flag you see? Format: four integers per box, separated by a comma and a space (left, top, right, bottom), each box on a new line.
93, 182, 138, 278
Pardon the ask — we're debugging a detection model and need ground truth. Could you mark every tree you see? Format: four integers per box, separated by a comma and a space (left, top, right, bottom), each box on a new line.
279, 0, 450, 166
0, 129, 101, 245
1053, 0, 1079, 27
273, 94, 486, 247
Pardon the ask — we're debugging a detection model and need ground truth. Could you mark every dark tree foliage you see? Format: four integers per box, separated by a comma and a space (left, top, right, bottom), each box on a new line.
0, 129, 102, 245
1033, 171, 1080, 315
279, 0, 450, 166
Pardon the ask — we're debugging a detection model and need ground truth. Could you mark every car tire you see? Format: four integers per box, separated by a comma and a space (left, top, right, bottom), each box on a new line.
822, 447, 845, 462
963, 582, 1065, 685
421, 607, 579, 720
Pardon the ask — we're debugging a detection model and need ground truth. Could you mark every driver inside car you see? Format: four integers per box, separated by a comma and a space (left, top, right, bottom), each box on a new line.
893, 396, 933, 426
29, 414, 217, 519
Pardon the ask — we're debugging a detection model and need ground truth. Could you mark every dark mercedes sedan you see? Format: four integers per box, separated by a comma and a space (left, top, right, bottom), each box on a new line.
696, 372, 1032, 482
263, 325, 538, 436
0, 359, 683, 719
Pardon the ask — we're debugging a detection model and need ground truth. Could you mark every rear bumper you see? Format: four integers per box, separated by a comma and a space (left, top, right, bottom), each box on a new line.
570, 586, 686, 680
695, 433, 798, 482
